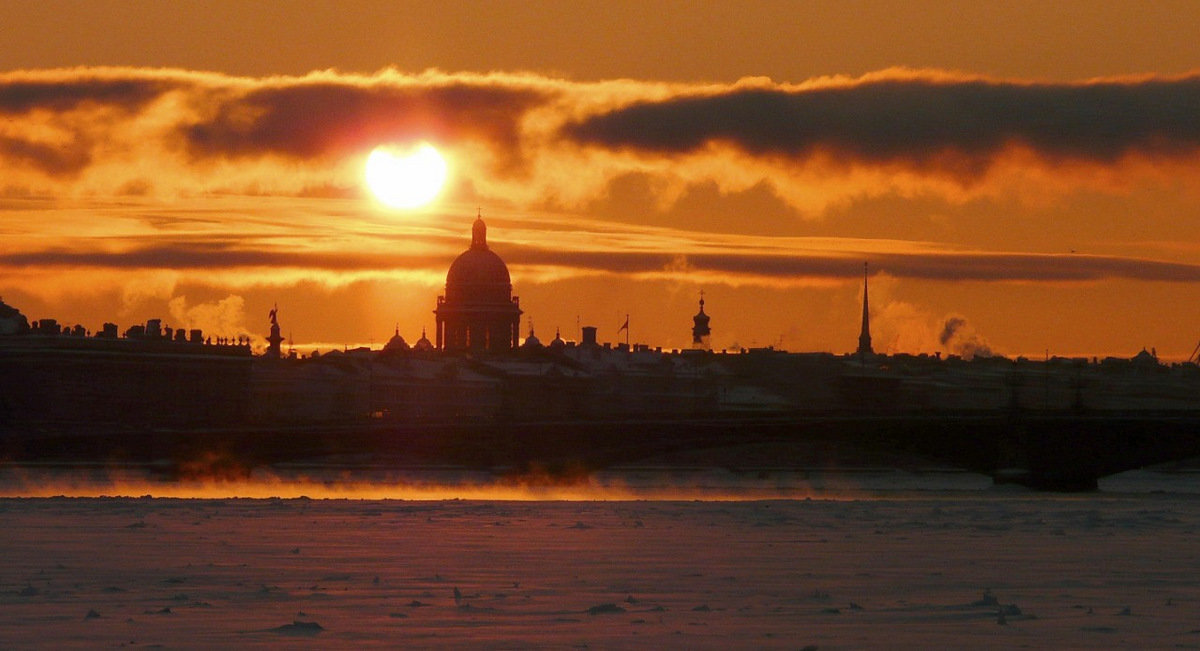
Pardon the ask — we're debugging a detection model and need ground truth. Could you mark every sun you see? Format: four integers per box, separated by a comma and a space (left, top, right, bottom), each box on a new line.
364, 142, 449, 209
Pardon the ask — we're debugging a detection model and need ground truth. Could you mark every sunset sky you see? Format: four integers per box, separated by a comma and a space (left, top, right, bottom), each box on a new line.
3, 1, 1200, 359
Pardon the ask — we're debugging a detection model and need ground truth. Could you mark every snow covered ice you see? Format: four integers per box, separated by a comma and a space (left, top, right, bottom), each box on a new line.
2, 470, 1200, 648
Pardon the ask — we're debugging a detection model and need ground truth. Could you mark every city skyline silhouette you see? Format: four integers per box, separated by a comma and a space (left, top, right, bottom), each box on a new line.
2, 5, 1200, 360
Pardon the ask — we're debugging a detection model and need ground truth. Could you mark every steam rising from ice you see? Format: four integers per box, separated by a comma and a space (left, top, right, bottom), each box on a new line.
0, 465, 984, 500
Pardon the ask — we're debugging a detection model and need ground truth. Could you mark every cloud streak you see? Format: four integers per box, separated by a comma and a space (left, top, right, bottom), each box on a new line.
564, 72, 1200, 177
0, 68, 562, 196
0, 134, 91, 175
6, 238, 1200, 286
180, 75, 554, 164
0, 73, 176, 114
510, 248, 1200, 284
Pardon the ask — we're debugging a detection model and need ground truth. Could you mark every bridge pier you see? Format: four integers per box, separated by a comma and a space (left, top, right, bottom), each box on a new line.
992, 467, 1099, 492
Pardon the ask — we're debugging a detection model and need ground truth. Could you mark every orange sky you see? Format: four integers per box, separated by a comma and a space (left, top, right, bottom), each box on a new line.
2, 2, 1200, 359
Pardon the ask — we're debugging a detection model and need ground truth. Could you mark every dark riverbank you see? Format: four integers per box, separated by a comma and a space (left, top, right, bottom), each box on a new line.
7, 411, 1200, 491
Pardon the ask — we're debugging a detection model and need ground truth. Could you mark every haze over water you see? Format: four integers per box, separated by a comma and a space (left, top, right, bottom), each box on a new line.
0, 462, 1196, 500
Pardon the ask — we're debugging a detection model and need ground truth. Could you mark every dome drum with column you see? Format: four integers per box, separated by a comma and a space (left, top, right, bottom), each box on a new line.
434, 215, 522, 353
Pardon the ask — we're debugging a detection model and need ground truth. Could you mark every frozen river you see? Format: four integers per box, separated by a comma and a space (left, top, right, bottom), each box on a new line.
2, 469, 1200, 648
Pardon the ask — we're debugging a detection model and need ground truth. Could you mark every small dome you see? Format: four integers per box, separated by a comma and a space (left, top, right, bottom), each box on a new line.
522, 328, 543, 349
413, 327, 435, 352
549, 327, 566, 350
383, 327, 410, 352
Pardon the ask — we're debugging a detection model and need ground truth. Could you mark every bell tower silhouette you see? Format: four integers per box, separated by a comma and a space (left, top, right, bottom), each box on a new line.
691, 291, 711, 349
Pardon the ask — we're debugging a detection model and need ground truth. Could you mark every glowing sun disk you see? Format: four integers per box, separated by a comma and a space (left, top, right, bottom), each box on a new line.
365, 143, 448, 209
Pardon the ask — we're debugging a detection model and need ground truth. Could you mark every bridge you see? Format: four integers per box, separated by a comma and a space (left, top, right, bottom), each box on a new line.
5, 411, 1200, 491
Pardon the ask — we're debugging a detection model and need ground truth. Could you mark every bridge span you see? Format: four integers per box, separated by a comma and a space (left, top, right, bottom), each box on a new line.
5, 411, 1200, 492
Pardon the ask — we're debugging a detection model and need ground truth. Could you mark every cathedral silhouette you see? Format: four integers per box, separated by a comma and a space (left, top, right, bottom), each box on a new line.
433, 213, 523, 353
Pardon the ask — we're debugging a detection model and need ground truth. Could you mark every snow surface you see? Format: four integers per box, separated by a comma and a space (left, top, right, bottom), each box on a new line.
2, 472, 1200, 648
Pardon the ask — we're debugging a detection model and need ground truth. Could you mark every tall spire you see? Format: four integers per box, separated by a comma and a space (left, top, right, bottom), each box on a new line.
857, 262, 873, 357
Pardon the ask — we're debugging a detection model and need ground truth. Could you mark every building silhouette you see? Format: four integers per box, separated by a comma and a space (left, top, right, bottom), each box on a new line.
691, 292, 711, 349
434, 213, 522, 353
382, 325, 410, 353
0, 298, 30, 335
857, 262, 873, 357
265, 305, 284, 359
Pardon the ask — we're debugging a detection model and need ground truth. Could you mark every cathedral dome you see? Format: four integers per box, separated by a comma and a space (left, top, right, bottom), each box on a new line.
444, 217, 512, 304
434, 214, 522, 353
446, 249, 511, 288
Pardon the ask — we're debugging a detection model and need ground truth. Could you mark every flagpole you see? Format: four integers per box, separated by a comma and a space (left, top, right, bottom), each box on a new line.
625, 313, 629, 349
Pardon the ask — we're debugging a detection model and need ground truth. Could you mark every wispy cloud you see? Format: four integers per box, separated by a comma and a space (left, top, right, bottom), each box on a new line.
4, 201, 1198, 288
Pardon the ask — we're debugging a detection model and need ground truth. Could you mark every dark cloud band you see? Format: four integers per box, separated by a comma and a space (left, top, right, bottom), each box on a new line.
182, 82, 553, 161
6, 242, 1199, 285
0, 135, 91, 175
0, 69, 556, 179
508, 247, 1200, 283
564, 76, 1200, 173
0, 76, 175, 115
